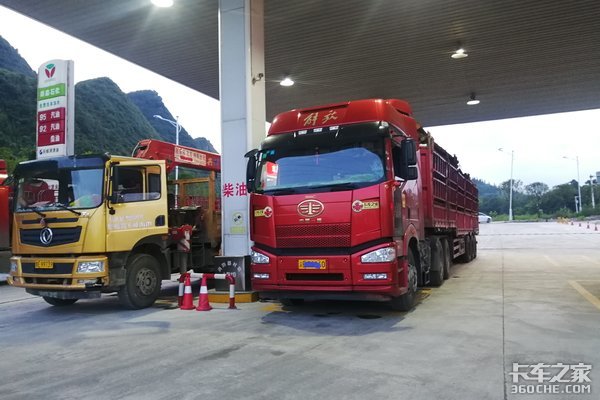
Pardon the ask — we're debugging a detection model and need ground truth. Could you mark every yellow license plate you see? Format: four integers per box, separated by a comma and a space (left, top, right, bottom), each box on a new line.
35, 260, 54, 269
298, 259, 327, 270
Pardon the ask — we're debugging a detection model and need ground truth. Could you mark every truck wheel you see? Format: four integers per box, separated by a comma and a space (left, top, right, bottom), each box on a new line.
471, 236, 478, 260
441, 239, 452, 279
428, 238, 444, 287
118, 254, 162, 309
458, 235, 471, 263
43, 297, 78, 306
390, 250, 418, 311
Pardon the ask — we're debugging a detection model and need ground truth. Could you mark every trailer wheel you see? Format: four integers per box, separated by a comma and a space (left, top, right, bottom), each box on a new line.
43, 297, 78, 306
458, 235, 471, 263
118, 254, 162, 309
441, 239, 452, 279
390, 250, 418, 311
428, 238, 444, 287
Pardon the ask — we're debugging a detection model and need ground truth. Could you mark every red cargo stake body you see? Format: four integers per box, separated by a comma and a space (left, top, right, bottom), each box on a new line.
245, 99, 478, 310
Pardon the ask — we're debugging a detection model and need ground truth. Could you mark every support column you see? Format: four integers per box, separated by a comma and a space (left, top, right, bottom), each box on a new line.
219, 0, 265, 258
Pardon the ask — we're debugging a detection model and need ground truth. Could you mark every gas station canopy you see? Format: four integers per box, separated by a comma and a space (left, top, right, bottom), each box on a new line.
2, 0, 599, 125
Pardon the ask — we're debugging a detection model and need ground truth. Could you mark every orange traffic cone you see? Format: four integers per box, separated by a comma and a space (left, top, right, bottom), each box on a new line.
196, 275, 212, 311
177, 273, 188, 307
180, 274, 195, 310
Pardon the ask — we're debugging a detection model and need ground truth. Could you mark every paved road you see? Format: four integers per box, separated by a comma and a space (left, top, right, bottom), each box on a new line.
1, 222, 599, 400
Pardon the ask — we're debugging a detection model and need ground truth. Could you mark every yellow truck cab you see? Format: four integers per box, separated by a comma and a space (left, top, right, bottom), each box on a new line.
8, 154, 171, 308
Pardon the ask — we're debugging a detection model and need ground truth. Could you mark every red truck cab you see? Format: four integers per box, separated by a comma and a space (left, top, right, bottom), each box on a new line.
246, 99, 478, 310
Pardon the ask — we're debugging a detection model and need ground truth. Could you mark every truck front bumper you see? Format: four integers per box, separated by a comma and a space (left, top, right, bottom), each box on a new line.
250, 242, 406, 298
8, 255, 109, 292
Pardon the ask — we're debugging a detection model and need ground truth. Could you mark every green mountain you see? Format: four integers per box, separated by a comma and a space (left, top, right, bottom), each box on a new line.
74, 78, 161, 155
473, 178, 501, 197
0, 69, 37, 170
0, 35, 217, 172
127, 90, 217, 153
0, 36, 36, 78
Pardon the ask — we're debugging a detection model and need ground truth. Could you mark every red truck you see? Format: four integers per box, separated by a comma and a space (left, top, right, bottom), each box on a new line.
245, 99, 478, 310
0, 160, 10, 250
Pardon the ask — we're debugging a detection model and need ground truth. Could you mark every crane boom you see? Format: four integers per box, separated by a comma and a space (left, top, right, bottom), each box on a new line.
132, 139, 220, 174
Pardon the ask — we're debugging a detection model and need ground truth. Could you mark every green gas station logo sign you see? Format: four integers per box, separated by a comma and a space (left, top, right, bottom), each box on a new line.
44, 63, 56, 78
37, 83, 66, 101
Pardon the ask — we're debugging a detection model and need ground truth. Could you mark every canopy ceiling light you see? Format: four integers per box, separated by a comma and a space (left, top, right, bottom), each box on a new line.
280, 77, 295, 87
151, 0, 174, 7
279, 76, 294, 86
451, 47, 468, 59
466, 93, 480, 105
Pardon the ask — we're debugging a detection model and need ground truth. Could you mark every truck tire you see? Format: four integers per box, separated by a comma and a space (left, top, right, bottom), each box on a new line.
389, 250, 418, 311
458, 235, 471, 263
441, 238, 452, 279
428, 237, 444, 287
471, 236, 477, 260
43, 297, 78, 306
118, 254, 162, 309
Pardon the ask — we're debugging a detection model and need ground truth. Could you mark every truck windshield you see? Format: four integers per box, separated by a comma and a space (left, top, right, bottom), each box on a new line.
14, 156, 106, 212
255, 123, 387, 194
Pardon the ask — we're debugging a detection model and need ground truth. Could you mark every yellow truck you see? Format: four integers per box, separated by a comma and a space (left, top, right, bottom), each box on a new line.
8, 140, 221, 308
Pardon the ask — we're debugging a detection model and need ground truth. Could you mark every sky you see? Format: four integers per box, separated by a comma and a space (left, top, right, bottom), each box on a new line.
1, 5, 600, 188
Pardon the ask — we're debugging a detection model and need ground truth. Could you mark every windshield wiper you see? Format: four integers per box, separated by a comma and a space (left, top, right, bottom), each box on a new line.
262, 188, 298, 196
315, 182, 359, 192
49, 202, 82, 216
21, 206, 46, 218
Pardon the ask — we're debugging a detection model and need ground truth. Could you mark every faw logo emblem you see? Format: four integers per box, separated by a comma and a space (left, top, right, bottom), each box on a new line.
297, 199, 324, 217
44, 63, 56, 78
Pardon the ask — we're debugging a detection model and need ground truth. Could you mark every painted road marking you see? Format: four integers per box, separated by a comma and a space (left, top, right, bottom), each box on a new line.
543, 255, 560, 267
261, 303, 284, 312
569, 280, 600, 312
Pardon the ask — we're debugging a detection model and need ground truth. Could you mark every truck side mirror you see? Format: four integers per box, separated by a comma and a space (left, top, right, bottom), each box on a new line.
107, 164, 120, 209
401, 138, 417, 166
244, 149, 258, 193
393, 139, 418, 181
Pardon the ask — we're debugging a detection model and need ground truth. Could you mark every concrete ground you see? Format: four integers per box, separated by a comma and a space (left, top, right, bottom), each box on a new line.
0, 222, 599, 399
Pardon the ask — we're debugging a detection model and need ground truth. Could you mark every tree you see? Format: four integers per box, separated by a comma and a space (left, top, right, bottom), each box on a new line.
500, 179, 523, 197
525, 182, 549, 214
540, 183, 578, 213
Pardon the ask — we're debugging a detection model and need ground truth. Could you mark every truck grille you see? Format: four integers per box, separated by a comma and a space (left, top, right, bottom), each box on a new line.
21, 262, 74, 274
276, 223, 351, 248
286, 273, 344, 281
20, 227, 82, 247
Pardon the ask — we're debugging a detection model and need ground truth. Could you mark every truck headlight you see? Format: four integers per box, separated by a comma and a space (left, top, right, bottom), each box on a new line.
77, 261, 105, 273
361, 247, 396, 263
251, 250, 270, 264
9, 260, 18, 273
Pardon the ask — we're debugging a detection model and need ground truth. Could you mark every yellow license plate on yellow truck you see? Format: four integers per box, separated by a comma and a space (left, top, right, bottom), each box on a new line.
35, 260, 53, 269
298, 259, 327, 270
